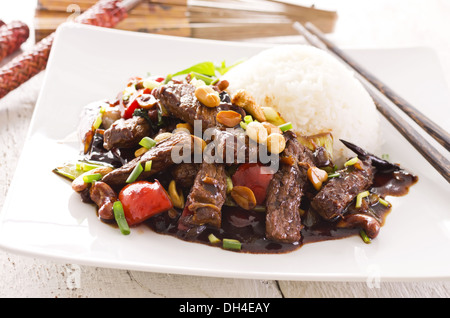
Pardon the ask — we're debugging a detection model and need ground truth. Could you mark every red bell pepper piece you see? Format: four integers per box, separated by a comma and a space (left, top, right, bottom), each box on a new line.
118, 180, 173, 226
231, 163, 275, 205
122, 96, 140, 119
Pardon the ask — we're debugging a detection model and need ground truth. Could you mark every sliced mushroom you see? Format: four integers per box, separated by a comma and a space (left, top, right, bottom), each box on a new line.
337, 213, 381, 239
89, 181, 117, 221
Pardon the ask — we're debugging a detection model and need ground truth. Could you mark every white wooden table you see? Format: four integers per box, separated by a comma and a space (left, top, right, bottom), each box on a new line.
1, 0, 450, 298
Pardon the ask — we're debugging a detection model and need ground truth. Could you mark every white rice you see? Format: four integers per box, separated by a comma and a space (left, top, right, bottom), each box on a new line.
223, 44, 381, 162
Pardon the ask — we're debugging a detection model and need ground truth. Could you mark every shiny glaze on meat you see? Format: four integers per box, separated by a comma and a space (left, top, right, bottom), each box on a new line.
145, 169, 417, 254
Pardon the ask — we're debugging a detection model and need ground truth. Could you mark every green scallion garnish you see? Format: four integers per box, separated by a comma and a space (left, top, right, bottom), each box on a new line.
208, 233, 221, 244
93, 114, 102, 130
83, 173, 102, 183
278, 122, 293, 132
239, 121, 248, 130
113, 201, 130, 235
359, 230, 371, 244
76, 161, 104, 172
327, 172, 340, 178
226, 175, 233, 194
139, 136, 156, 149
144, 160, 152, 172
223, 238, 242, 250
244, 115, 253, 124
378, 198, 390, 207
344, 157, 359, 167
126, 162, 143, 183
355, 190, 370, 208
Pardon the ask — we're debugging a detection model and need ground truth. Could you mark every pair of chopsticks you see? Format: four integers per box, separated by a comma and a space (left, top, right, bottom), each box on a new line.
294, 22, 450, 183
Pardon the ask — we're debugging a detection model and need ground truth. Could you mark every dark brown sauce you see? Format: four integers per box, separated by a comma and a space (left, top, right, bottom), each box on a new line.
145, 169, 418, 254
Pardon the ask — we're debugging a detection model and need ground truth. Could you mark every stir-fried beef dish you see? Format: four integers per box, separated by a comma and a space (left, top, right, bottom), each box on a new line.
54, 69, 418, 254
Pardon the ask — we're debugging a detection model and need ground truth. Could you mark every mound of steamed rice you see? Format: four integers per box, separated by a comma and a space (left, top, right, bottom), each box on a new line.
223, 44, 381, 162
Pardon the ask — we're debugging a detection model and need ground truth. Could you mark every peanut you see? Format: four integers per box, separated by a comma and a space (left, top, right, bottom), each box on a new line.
245, 121, 268, 144
176, 123, 194, 134
261, 122, 282, 135
195, 85, 221, 107
168, 180, 185, 209
216, 110, 242, 127
266, 133, 286, 154
307, 166, 329, 191
231, 186, 257, 210
231, 89, 266, 122
135, 146, 148, 157
71, 166, 113, 192
154, 132, 173, 143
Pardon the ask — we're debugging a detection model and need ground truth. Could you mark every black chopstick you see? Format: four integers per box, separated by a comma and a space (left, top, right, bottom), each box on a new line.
293, 22, 450, 183
303, 22, 450, 152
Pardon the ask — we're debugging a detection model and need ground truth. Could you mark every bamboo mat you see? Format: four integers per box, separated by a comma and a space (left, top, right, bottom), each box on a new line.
35, 0, 337, 41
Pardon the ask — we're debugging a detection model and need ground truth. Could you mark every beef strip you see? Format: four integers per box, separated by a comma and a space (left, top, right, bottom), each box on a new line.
200, 128, 260, 165
178, 162, 227, 230
153, 83, 232, 131
102, 132, 193, 188
103, 116, 152, 150
310, 159, 375, 221
265, 131, 314, 243
171, 163, 200, 189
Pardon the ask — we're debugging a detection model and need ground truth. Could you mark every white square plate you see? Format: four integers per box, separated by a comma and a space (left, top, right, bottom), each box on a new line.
1, 23, 449, 281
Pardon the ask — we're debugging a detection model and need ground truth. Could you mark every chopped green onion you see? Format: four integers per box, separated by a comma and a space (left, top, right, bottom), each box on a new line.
327, 172, 340, 178
83, 173, 102, 183
53, 162, 84, 181
139, 136, 156, 149
359, 230, 371, 244
244, 115, 253, 124
190, 72, 215, 85
143, 78, 162, 90
253, 206, 266, 212
113, 201, 130, 235
226, 175, 233, 194
208, 233, 221, 244
344, 157, 359, 167
144, 160, 153, 172
239, 122, 248, 130
355, 190, 370, 208
378, 198, 390, 207
93, 114, 102, 130
223, 238, 242, 250
126, 162, 143, 183
382, 153, 390, 161
99, 107, 106, 114
163, 74, 173, 84
278, 122, 293, 132
76, 161, 104, 172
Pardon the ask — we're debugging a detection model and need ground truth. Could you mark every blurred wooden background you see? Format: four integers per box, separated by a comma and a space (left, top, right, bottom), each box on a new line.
34, 0, 337, 41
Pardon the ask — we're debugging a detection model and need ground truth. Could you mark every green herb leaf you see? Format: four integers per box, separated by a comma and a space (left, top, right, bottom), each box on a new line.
215, 59, 245, 75
172, 61, 216, 77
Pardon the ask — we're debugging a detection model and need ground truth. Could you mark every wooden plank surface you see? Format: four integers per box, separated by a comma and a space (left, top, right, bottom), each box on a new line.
33, 0, 337, 41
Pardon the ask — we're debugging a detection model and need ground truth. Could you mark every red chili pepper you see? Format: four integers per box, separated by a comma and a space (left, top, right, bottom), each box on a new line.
118, 180, 173, 226
122, 96, 140, 119
155, 77, 164, 83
